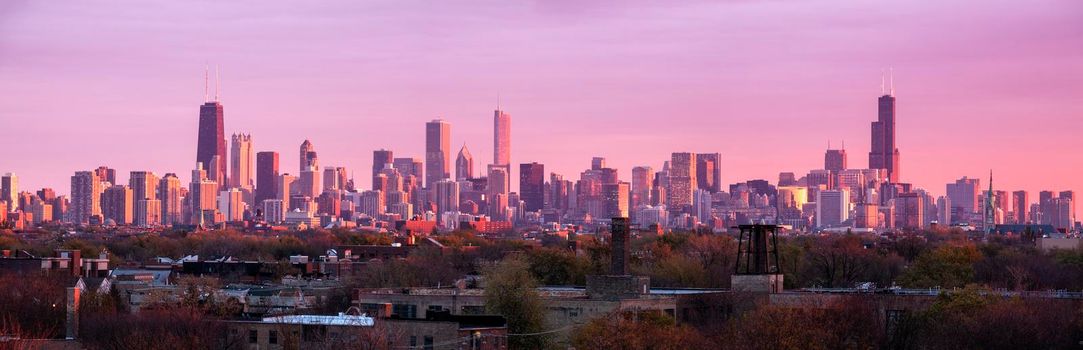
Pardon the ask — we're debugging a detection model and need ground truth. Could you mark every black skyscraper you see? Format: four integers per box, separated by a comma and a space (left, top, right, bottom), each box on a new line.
519, 162, 545, 212
196, 101, 226, 185
255, 151, 279, 204
869, 79, 900, 183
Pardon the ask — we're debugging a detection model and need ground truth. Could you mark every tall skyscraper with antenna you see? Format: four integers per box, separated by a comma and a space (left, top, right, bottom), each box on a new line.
869, 70, 900, 183
196, 66, 226, 186
492, 107, 512, 198
494, 108, 511, 166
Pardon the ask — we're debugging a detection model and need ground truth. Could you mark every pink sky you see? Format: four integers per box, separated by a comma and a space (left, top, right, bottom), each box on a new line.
1, 0, 1081, 215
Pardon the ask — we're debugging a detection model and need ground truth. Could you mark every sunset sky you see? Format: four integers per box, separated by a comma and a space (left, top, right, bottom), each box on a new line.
1, 0, 1081, 215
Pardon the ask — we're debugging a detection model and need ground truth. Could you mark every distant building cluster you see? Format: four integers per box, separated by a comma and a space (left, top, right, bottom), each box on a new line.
0, 78, 1078, 235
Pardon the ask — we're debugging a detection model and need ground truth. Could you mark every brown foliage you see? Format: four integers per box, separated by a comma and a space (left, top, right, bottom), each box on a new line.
717, 296, 884, 350
0, 273, 67, 339
79, 307, 234, 350
571, 311, 709, 350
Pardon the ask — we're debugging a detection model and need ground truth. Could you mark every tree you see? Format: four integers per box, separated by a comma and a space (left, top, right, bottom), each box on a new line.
804, 235, 871, 288
572, 311, 707, 350
898, 244, 982, 289
0, 273, 67, 339
483, 257, 550, 350
79, 307, 235, 350
910, 287, 1083, 349
524, 247, 591, 285
718, 296, 883, 350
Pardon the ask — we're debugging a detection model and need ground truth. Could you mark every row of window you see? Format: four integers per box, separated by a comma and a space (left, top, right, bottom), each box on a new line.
246, 329, 278, 345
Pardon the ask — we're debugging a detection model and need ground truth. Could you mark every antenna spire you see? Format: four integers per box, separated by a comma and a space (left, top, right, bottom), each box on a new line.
889, 67, 895, 96
496, 93, 501, 111
204, 65, 209, 102
215, 65, 220, 102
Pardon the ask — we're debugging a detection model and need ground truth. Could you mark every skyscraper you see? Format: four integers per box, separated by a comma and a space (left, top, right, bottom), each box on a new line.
868, 76, 900, 183
631, 166, 654, 208
229, 134, 254, 189
129, 171, 159, 205
667, 152, 696, 207
373, 149, 394, 182
70, 171, 103, 224
487, 166, 509, 218
323, 166, 347, 191
197, 97, 227, 186
299, 166, 320, 198
299, 140, 318, 172
825, 148, 847, 172
1, 173, 17, 212
456, 145, 474, 180
93, 166, 116, 185
255, 152, 279, 204
937, 196, 952, 226
947, 177, 980, 222
1012, 190, 1029, 224
158, 173, 182, 225
816, 189, 849, 228
602, 182, 630, 219
591, 157, 606, 171
393, 157, 424, 182
895, 192, 925, 230
102, 185, 134, 225
276, 174, 297, 214
218, 188, 244, 222
494, 109, 511, 166
695, 153, 721, 193
519, 163, 545, 212
434, 179, 460, 215
1060, 190, 1076, 227
425, 119, 451, 188
134, 199, 161, 227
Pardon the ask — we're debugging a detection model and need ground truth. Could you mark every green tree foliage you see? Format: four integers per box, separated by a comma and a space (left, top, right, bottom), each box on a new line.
523, 247, 593, 285
901, 287, 1083, 349
483, 257, 550, 350
898, 244, 982, 288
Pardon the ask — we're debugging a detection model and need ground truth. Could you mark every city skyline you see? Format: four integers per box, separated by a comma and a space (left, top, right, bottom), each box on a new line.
4, 3, 1083, 348
2, 0, 1081, 210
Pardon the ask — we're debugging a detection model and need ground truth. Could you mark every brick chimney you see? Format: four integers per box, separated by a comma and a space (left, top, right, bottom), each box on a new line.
610, 217, 629, 275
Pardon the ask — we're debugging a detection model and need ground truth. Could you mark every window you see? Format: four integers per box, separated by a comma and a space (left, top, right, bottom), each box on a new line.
392, 304, 418, 318
248, 330, 258, 344
269, 330, 278, 345
427, 305, 445, 313
424, 336, 434, 350
410, 336, 417, 347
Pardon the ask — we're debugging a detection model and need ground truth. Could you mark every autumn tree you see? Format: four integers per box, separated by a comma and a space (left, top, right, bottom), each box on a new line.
718, 296, 883, 350
483, 257, 550, 350
897, 243, 982, 289
571, 311, 708, 350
